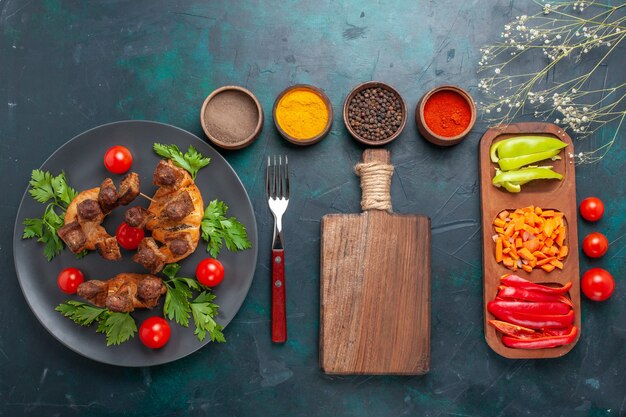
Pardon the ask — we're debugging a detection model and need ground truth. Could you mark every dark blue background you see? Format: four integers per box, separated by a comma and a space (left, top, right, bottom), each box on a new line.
1, 1, 624, 416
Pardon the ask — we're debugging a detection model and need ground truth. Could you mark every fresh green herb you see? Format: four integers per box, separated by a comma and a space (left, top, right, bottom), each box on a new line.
162, 263, 225, 342
201, 199, 252, 258
22, 170, 78, 260
55, 301, 138, 346
153, 143, 211, 180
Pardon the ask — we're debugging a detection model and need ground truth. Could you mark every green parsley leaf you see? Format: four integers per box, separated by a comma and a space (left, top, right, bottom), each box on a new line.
101, 312, 137, 346
23, 217, 43, 239
55, 301, 137, 346
201, 199, 252, 258
55, 300, 107, 326
162, 263, 182, 280
162, 263, 225, 342
22, 169, 79, 261
164, 279, 192, 327
153, 143, 211, 180
190, 292, 225, 342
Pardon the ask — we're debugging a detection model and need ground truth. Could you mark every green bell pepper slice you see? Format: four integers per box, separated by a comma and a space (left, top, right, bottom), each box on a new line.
490, 136, 567, 163
493, 166, 563, 193
497, 148, 562, 171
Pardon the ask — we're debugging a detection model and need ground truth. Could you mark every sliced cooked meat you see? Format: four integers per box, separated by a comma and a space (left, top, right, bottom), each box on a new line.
77, 199, 103, 222
76, 280, 108, 306
98, 178, 118, 213
153, 160, 184, 187
168, 238, 190, 256
163, 191, 194, 221
132, 238, 167, 274
57, 220, 87, 253
117, 172, 140, 206
125, 206, 150, 228
95, 236, 122, 261
106, 290, 134, 313
77, 273, 166, 313
136, 275, 168, 306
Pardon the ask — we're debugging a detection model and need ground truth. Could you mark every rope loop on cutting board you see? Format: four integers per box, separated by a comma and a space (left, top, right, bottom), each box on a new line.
355, 161, 394, 212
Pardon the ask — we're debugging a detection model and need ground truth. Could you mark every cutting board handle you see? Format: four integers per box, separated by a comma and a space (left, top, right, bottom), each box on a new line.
356, 149, 393, 213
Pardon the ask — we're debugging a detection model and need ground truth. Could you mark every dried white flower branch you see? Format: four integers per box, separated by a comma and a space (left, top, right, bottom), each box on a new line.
478, 1, 626, 163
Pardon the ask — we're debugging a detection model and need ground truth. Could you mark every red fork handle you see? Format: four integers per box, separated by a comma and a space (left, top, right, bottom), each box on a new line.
271, 249, 287, 343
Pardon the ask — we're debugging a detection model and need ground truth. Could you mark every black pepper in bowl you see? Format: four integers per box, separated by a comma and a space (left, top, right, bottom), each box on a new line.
343, 82, 407, 146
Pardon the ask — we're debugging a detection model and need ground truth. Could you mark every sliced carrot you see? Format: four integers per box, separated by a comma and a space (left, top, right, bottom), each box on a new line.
551, 259, 564, 270
541, 264, 556, 272
503, 247, 511, 254
558, 246, 569, 259
541, 210, 556, 217
544, 237, 554, 248
537, 256, 556, 266
543, 219, 555, 237
523, 238, 541, 253
548, 246, 559, 256
533, 250, 548, 259
535, 207, 543, 215
504, 224, 515, 238
515, 237, 523, 248
498, 210, 510, 220
494, 218, 506, 228
555, 226, 566, 247
495, 227, 505, 234
503, 257, 514, 268
517, 247, 535, 261
521, 264, 533, 273
495, 238, 503, 263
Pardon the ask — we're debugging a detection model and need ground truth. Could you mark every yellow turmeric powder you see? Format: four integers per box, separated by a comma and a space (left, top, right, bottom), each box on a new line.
275, 88, 329, 140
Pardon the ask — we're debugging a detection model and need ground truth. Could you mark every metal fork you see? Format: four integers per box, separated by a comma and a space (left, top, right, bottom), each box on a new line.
266, 155, 290, 343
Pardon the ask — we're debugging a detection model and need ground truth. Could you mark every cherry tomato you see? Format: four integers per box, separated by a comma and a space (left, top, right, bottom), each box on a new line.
196, 258, 225, 287
581, 268, 615, 301
580, 197, 604, 222
139, 317, 171, 349
104, 145, 133, 174
57, 267, 85, 294
116, 222, 145, 250
582, 232, 609, 258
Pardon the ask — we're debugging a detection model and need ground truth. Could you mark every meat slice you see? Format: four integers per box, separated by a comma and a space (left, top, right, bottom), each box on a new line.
77, 273, 167, 313
77, 199, 103, 223
132, 238, 167, 274
117, 172, 140, 206
168, 238, 190, 256
153, 160, 185, 188
125, 206, 150, 228
98, 178, 118, 214
95, 236, 122, 261
163, 191, 194, 221
57, 220, 87, 253
76, 280, 108, 306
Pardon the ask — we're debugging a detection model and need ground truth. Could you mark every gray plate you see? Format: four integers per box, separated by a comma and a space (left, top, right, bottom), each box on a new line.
13, 120, 258, 367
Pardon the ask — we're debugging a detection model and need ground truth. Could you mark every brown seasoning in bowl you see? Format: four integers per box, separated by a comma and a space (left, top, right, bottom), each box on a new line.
203, 90, 259, 145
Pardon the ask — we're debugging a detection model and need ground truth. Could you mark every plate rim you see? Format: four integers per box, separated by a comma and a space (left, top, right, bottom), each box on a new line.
12, 119, 259, 367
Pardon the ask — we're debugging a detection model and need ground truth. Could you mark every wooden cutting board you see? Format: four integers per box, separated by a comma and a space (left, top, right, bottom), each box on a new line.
320, 149, 431, 375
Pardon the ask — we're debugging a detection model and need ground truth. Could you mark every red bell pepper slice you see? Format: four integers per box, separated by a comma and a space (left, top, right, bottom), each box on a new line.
488, 304, 575, 329
542, 326, 573, 337
502, 326, 578, 349
500, 274, 572, 295
488, 300, 571, 315
497, 286, 574, 307
488, 320, 539, 339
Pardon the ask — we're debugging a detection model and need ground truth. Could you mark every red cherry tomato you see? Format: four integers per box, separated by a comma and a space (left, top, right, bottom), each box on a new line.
139, 317, 171, 349
57, 267, 85, 294
581, 268, 615, 301
104, 145, 133, 174
582, 232, 609, 258
196, 258, 225, 287
116, 222, 145, 250
580, 197, 604, 222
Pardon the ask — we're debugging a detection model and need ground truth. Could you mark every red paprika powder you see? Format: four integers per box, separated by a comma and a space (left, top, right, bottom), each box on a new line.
423, 90, 472, 137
